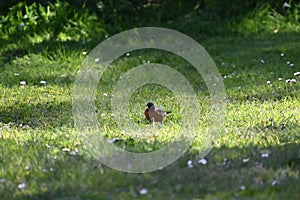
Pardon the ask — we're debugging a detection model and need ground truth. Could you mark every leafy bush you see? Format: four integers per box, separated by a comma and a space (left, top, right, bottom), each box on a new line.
237, 1, 300, 34
0, 1, 106, 42
0, 0, 299, 44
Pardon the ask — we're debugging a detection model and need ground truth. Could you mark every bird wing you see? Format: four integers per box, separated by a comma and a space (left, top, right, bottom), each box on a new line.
149, 106, 167, 122
154, 107, 168, 117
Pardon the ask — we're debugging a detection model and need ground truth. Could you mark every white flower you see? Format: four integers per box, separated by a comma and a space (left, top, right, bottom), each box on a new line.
20, 81, 26, 85
82, 51, 87, 55
294, 72, 300, 76
61, 148, 70, 152
278, 77, 283, 81
261, 153, 269, 158
198, 158, 207, 165
187, 160, 193, 168
271, 180, 278, 186
19, 22, 25, 30
70, 150, 78, 156
286, 79, 296, 83
40, 80, 47, 85
18, 182, 26, 190
283, 2, 291, 8
107, 138, 123, 143
240, 185, 246, 190
139, 188, 148, 195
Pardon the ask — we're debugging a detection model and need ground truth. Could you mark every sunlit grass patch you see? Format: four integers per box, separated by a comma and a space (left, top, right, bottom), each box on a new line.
0, 1, 300, 198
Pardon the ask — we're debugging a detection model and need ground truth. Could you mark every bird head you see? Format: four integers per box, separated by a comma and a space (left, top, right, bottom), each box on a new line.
146, 102, 154, 109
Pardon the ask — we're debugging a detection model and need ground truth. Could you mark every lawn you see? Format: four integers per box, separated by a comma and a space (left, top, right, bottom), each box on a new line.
0, 1, 300, 199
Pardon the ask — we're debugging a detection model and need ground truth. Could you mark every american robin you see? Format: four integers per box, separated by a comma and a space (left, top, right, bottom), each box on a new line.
145, 102, 171, 123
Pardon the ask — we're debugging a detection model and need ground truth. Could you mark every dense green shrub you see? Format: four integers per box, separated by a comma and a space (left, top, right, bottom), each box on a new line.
0, 1, 106, 42
0, 0, 299, 43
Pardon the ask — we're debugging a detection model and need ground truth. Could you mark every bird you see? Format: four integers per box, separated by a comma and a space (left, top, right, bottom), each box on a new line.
144, 102, 171, 123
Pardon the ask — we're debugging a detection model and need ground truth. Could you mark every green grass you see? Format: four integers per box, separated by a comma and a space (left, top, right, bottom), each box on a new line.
1, 1, 300, 199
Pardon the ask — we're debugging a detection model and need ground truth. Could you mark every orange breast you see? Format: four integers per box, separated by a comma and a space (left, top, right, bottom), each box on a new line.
144, 108, 150, 120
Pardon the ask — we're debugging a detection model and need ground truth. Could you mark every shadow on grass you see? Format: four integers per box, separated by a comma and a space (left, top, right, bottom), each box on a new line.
2, 142, 299, 200
0, 101, 73, 128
